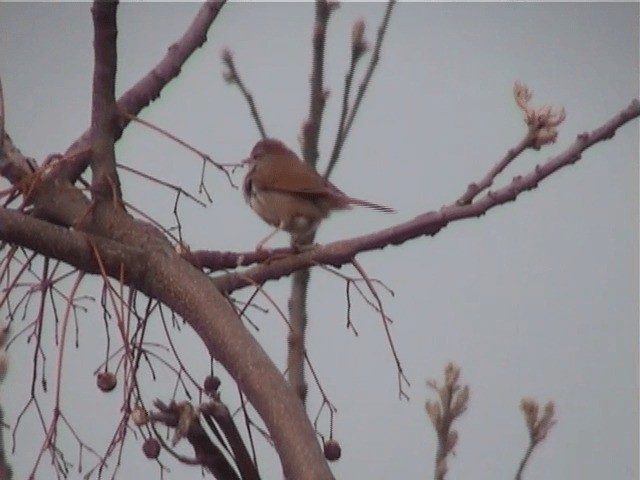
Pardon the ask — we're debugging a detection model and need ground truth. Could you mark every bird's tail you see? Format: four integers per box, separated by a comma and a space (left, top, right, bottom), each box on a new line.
349, 197, 396, 213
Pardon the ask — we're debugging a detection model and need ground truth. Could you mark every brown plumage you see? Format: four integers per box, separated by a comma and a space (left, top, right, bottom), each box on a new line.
242, 138, 395, 249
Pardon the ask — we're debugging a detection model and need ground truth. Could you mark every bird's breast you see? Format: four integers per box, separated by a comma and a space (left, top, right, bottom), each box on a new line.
246, 187, 327, 235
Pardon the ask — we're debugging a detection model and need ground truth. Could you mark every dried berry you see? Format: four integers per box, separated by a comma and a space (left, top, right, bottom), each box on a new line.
324, 439, 341, 461
203, 375, 221, 395
96, 372, 117, 392
143, 438, 160, 459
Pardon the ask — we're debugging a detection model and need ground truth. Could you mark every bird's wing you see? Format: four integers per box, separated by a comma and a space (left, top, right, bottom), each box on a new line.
251, 153, 331, 196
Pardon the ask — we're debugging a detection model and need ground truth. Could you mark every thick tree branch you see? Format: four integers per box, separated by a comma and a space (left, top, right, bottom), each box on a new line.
0, 207, 334, 480
90, 0, 122, 203
0, 209, 146, 279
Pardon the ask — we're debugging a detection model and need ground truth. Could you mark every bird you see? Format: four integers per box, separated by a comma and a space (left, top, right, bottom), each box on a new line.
242, 138, 395, 250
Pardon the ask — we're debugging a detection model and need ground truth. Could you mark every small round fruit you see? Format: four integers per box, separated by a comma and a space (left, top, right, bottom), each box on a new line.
323, 439, 341, 461
96, 372, 117, 392
203, 375, 221, 395
143, 438, 160, 459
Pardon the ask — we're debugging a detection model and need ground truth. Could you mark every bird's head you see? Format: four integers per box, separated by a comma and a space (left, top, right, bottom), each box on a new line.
243, 138, 291, 165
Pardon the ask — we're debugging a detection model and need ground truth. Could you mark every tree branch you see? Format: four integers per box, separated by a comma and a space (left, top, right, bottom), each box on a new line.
285, 0, 336, 409
456, 132, 532, 205
325, 1, 395, 179
11, 0, 226, 186
302, 0, 333, 167
341, 0, 394, 143
203, 99, 640, 292
0, 207, 334, 480
221, 49, 267, 140
90, 0, 123, 203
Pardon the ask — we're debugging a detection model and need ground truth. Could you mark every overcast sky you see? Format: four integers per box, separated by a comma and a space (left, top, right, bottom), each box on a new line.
1, 3, 638, 480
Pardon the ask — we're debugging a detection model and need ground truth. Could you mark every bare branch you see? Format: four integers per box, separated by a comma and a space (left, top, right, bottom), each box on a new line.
117, 163, 206, 208
121, 112, 238, 189
456, 133, 532, 205
286, 0, 338, 410
0, 209, 335, 480
0, 133, 38, 195
287, 266, 310, 405
28, 271, 85, 478
202, 99, 640, 292
90, 0, 123, 204
61, 0, 227, 184
221, 49, 268, 140
351, 258, 409, 399
1, 2, 227, 230
302, 0, 334, 167
324, 19, 367, 179
191, 247, 292, 272
457, 82, 569, 205
325, 1, 395, 178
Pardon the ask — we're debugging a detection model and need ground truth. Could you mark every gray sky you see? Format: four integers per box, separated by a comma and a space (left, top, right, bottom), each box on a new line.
1, 3, 638, 479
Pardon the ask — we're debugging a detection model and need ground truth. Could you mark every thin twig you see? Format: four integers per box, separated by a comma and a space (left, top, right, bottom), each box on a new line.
325, 20, 366, 179
239, 274, 338, 429
457, 83, 567, 205
325, 0, 395, 178
456, 133, 533, 205
221, 50, 267, 140
515, 442, 536, 480
28, 271, 85, 479
117, 163, 207, 207
121, 112, 237, 189
351, 258, 409, 399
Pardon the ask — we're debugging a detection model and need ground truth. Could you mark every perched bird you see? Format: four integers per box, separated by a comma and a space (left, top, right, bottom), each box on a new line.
242, 138, 395, 250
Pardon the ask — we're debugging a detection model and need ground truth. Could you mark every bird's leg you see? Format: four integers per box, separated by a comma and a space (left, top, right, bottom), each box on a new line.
292, 241, 319, 253
255, 224, 283, 251
291, 225, 321, 253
